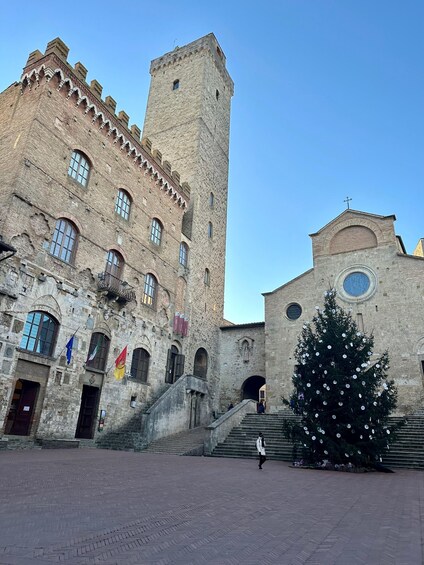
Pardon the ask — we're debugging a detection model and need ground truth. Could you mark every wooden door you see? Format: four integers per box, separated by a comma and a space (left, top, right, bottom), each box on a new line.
75, 385, 99, 439
8, 379, 39, 436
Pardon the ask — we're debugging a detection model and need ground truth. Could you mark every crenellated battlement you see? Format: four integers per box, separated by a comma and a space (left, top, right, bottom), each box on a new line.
20, 38, 191, 205
149, 33, 234, 95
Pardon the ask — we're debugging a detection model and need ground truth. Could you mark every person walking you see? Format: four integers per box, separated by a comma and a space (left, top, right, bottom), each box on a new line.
256, 432, 266, 469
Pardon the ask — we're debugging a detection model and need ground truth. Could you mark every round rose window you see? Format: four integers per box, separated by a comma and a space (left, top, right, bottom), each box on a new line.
286, 303, 302, 320
343, 272, 370, 297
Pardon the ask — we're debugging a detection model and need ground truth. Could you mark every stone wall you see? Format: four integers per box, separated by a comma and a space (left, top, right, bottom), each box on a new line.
0, 38, 207, 441
141, 374, 210, 446
218, 323, 265, 410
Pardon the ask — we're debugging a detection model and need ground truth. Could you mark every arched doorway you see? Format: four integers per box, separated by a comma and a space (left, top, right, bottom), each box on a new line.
241, 375, 265, 401
193, 348, 208, 379
165, 345, 185, 384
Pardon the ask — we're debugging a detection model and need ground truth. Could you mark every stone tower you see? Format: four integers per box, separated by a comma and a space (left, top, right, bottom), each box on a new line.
143, 34, 234, 404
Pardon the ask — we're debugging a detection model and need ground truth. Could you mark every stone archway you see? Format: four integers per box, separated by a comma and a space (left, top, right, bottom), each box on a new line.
193, 348, 208, 379
241, 375, 265, 401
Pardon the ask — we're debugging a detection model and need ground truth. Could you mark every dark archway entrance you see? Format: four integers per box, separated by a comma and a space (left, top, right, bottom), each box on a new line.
241, 375, 265, 401
165, 345, 185, 384
193, 348, 208, 379
75, 385, 100, 439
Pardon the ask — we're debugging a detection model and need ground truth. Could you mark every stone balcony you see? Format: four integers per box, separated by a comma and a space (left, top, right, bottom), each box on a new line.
97, 272, 135, 304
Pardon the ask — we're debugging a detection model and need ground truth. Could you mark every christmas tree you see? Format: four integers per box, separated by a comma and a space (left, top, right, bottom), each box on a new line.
284, 288, 400, 468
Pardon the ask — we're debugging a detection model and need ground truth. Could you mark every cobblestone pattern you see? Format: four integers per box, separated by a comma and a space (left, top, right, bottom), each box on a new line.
0, 449, 423, 564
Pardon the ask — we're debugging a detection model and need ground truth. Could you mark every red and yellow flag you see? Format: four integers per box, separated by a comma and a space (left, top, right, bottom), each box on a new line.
114, 346, 127, 380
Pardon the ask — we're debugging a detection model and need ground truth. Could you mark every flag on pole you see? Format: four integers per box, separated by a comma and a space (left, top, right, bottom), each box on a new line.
114, 346, 127, 380
87, 344, 99, 363
66, 336, 74, 365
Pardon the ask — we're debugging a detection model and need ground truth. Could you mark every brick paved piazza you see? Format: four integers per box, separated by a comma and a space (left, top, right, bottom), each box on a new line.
1, 450, 423, 565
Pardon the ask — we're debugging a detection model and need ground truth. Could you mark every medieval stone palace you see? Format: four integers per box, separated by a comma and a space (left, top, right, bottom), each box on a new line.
0, 34, 423, 445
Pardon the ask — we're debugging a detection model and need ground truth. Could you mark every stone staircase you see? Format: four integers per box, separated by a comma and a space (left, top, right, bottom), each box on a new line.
95, 385, 171, 451
141, 426, 207, 456
211, 413, 300, 461
381, 412, 424, 469
210, 411, 424, 470
95, 413, 144, 451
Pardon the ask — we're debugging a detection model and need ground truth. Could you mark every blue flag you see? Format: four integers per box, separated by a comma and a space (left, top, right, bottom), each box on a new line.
66, 336, 74, 365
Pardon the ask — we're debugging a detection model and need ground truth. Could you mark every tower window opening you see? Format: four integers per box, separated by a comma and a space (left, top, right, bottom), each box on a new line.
173, 79, 179, 90
216, 89, 219, 100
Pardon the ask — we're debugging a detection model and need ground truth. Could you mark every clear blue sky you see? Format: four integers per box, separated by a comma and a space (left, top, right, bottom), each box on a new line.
1, 1, 423, 323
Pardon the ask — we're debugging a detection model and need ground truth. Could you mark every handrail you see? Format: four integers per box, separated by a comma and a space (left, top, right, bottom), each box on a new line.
204, 399, 257, 455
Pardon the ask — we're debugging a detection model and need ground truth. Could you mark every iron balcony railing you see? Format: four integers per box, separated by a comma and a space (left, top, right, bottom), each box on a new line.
97, 272, 136, 303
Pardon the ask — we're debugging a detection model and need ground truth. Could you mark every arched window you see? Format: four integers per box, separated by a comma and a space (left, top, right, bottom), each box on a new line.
173, 79, 180, 90
142, 273, 157, 308
150, 218, 162, 245
179, 242, 188, 267
105, 250, 123, 280
130, 348, 150, 382
20, 311, 59, 357
115, 189, 131, 220
209, 192, 214, 208
49, 218, 78, 264
68, 150, 90, 187
86, 332, 110, 372
204, 268, 210, 286
193, 347, 208, 379
208, 222, 213, 238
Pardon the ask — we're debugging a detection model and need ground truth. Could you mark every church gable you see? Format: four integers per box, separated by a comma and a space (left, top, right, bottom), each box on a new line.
329, 225, 377, 255
310, 210, 397, 260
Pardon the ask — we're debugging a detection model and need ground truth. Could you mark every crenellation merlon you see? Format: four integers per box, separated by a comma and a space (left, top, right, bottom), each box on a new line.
25, 50, 43, 67
150, 33, 234, 94
44, 37, 69, 62
74, 62, 88, 81
90, 79, 103, 98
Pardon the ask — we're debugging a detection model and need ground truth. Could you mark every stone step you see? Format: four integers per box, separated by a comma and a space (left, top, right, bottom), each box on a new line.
142, 426, 207, 455
39, 439, 79, 449
77, 439, 97, 449
0, 437, 42, 450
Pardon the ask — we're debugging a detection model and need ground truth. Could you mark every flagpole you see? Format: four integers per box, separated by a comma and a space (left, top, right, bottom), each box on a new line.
55, 327, 80, 362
